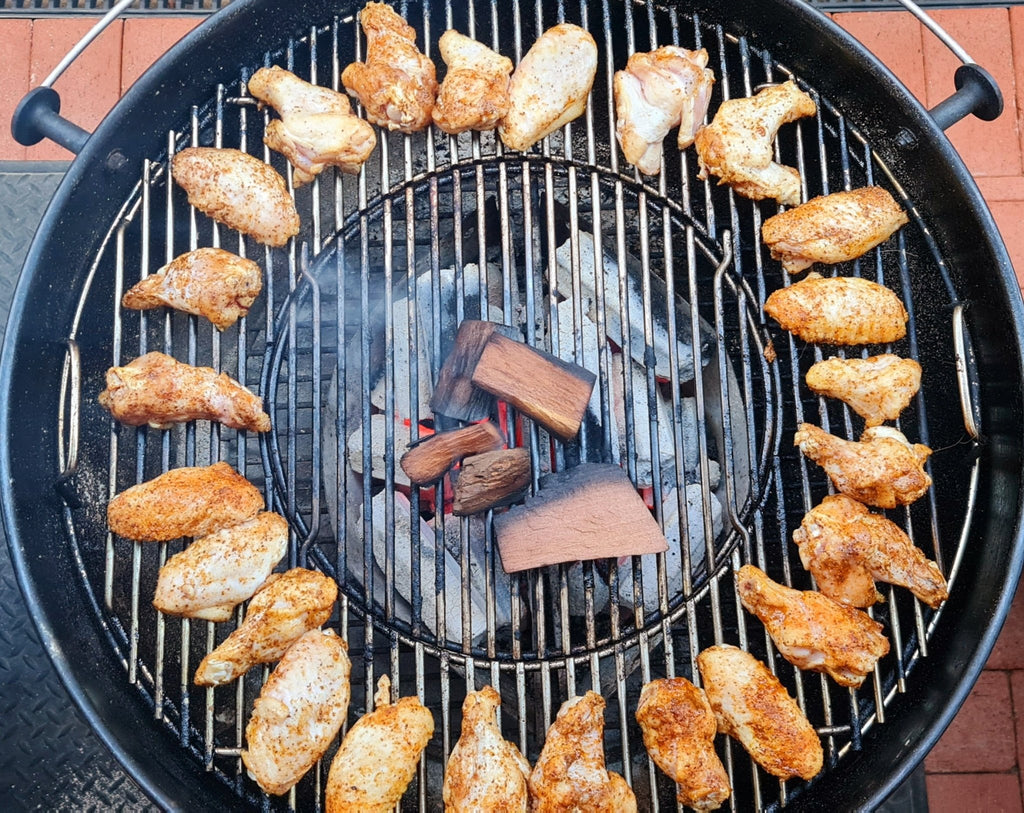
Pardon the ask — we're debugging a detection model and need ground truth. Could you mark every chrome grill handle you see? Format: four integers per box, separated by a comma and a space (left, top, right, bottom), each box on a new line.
55, 339, 82, 507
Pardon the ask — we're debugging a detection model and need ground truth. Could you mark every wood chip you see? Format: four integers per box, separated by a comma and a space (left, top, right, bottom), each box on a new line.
399, 421, 504, 485
452, 448, 531, 515
430, 320, 516, 421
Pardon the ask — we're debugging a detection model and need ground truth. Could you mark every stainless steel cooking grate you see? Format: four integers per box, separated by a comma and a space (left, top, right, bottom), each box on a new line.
54, 1, 979, 809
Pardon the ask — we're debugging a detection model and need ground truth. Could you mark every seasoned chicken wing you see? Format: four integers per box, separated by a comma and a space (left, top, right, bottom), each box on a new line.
107, 461, 263, 542
242, 628, 351, 796
442, 686, 531, 812
762, 186, 909, 274
795, 423, 932, 508
763, 273, 908, 345
694, 80, 816, 206
341, 2, 437, 133
121, 247, 262, 331
194, 567, 338, 686
528, 691, 637, 813
99, 351, 270, 432
171, 147, 300, 247
325, 675, 435, 812
793, 494, 948, 608
635, 678, 730, 811
736, 565, 889, 688
806, 354, 922, 427
248, 65, 376, 186
432, 29, 513, 134
696, 645, 823, 781
153, 512, 288, 623
614, 46, 714, 174
498, 24, 598, 152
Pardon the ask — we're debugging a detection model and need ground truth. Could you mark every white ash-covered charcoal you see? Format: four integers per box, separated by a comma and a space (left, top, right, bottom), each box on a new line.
610, 352, 677, 489
346, 414, 413, 487
369, 290, 434, 421
431, 320, 518, 422
452, 448, 531, 515
399, 421, 505, 485
436, 514, 513, 634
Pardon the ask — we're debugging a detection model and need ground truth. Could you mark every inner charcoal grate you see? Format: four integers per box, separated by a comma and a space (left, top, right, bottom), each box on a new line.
56, 1, 975, 809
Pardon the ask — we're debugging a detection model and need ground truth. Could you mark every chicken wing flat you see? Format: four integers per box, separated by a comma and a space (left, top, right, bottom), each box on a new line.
697, 644, 823, 781
635, 678, 730, 811
107, 461, 263, 542
793, 494, 948, 608
614, 46, 714, 175
99, 351, 271, 432
694, 80, 816, 206
153, 512, 288, 623
498, 23, 598, 152
795, 423, 932, 508
763, 273, 908, 346
432, 30, 513, 135
528, 691, 637, 813
171, 147, 300, 247
805, 354, 922, 428
762, 186, 909, 274
242, 628, 351, 796
121, 247, 262, 331
341, 2, 437, 133
194, 567, 338, 686
248, 66, 376, 186
325, 674, 435, 813
442, 685, 531, 812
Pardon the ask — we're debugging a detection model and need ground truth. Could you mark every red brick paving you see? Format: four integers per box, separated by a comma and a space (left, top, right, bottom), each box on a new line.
926, 773, 1024, 813
121, 17, 199, 93
0, 20, 33, 161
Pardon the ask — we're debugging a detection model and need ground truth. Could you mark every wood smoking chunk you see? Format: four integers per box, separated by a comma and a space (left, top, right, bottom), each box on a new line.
430, 320, 516, 422
493, 462, 667, 573
471, 333, 596, 440
399, 421, 504, 485
452, 448, 531, 515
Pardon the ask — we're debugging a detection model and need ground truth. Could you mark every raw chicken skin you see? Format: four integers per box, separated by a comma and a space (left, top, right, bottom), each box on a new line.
805, 354, 922, 427
793, 494, 949, 608
528, 691, 637, 813
248, 66, 377, 186
635, 678, 731, 811
121, 247, 262, 331
795, 423, 932, 508
442, 686, 531, 812
325, 675, 435, 812
432, 30, 513, 134
242, 629, 351, 796
763, 273, 908, 345
736, 565, 889, 688
614, 46, 714, 174
762, 186, 909, 274
341, 2, 437, 133
694, 80, 816, 205
107, 461, 263, 542
99, 351, 271, 432
171, 147, 300, 247
697, 644, 823, 781
499, 24, 598, 152
152, 512, 288, 623
194, 567, 338, 686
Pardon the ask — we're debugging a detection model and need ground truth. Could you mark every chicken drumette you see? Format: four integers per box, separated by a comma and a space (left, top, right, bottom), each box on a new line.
805, 354, 922, 428
432, 29, 513, 134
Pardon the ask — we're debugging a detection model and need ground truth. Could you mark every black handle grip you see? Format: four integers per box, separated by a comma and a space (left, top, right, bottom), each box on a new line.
928, 63, 1003, 131
11, 87, 91, 155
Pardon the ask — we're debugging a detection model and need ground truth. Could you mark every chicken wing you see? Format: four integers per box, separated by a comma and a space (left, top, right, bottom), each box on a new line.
635, 678, 730, 811
121, 247, 262, 331
793, 494, 948, 608
442, 686, 531, 812
152, 512, 288, 623
194, 567, 338, 686
171, 147, 300, 247
341, 2, 437, 133
99, 351, 271, 432
762, 186, 909, 274
432, 30, 513, 134
694, 80, 816, 206
242, 628, 351, 796
528, 691, 637, 813
107, 461, 263, 542
763, 273, 908, 345
498, 24, 598, 152
325, 675, 435, 812
795, 423, 932, 508
696, 644, 822, 781
248, 65, 376, 186
614, 46, 714, 174
805, 354, 922, 428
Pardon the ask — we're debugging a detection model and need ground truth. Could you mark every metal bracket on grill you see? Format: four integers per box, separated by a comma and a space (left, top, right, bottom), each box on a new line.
953, 304, 980, 440
55, 338, 81, 508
